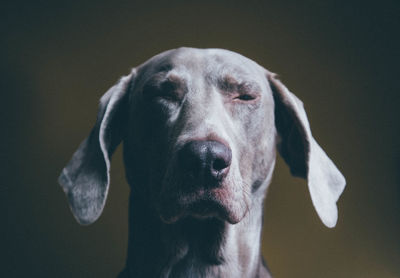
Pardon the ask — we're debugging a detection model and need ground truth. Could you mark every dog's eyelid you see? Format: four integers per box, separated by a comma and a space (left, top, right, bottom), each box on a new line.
233, 91, 260, 102
143, 78, 185, 100
220, 76, 260, 94
161, 80, 186, 101
235, 93, 257, 101
223, 80, 261, 101
157, 63, 173, 73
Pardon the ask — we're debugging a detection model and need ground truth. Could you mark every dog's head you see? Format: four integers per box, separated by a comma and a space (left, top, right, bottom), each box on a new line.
59, 48, 345, 228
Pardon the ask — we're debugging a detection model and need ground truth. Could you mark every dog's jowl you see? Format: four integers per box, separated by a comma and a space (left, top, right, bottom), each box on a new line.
59, 47, 346, 278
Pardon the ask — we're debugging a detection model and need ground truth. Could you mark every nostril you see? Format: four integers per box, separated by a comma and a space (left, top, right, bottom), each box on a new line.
178, 140, 232, 184
211, 142, 232, 172
213, 157, 229, 171
178, 143, 204, 173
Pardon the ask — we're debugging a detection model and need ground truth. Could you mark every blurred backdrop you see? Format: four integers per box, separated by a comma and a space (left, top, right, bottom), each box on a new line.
1, 0, 399, 277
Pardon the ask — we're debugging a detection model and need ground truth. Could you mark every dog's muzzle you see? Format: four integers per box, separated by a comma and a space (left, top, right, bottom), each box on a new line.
158, 140, 245, 224
177, 140, 232, 187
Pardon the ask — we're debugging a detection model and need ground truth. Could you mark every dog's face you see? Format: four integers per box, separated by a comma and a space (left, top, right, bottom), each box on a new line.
59, 47, 345, 228
125, 49, 276, 224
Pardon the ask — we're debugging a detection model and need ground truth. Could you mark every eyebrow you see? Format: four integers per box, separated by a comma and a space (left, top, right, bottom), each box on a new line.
156, 63, 173, 73
145, 72, 185, 89
165, 74, 185, 85
143, 73, 187, 100
219, 75, 261, 93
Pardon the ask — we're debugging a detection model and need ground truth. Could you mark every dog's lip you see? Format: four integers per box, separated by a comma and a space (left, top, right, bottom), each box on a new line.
157, 189, 243, 225
159, 200, 222, 224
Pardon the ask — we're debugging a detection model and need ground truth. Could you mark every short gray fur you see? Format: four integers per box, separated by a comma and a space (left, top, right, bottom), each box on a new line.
59, 47, 346, 278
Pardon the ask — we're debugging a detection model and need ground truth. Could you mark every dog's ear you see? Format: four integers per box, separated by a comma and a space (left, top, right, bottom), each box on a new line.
268, 73, 346, 228
58, 69, 136, 225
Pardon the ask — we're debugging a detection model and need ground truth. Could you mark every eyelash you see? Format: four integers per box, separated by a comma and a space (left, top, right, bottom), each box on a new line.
143, 84, 181, 102
234, 94, 257, 101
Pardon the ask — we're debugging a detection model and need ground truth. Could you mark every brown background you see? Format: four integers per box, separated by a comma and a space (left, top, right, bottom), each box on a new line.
1, 0, 399, 277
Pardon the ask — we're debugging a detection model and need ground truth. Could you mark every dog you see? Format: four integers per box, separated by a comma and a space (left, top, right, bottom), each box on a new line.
59, 47, 346, 277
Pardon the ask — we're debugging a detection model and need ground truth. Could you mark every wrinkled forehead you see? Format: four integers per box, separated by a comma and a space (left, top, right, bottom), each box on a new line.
137, 48, 267, 87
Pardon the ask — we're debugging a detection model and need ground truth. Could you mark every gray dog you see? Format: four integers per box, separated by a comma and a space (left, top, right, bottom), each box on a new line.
59, 47, 346, 278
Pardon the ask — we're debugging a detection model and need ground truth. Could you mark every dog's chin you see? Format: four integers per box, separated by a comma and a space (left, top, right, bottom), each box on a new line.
158, 193, 247, 225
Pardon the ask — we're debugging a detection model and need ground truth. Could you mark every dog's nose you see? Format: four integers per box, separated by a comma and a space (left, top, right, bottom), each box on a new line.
178, 140, 232, 184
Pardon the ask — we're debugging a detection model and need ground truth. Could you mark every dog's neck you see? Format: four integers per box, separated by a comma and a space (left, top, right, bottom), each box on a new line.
120, 189, 271, 278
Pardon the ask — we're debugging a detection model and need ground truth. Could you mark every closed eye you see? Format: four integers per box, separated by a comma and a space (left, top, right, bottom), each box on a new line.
143, 80, 184, 103
234, 93, 259, 102
236, 94, 255, 101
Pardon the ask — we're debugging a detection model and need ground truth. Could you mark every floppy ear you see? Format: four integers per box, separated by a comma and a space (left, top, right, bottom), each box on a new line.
268, 73, 346, 228
58, 69, 136, 225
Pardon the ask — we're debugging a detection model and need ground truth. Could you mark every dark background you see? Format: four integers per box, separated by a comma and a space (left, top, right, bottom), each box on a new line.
1, 0, 399, 277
